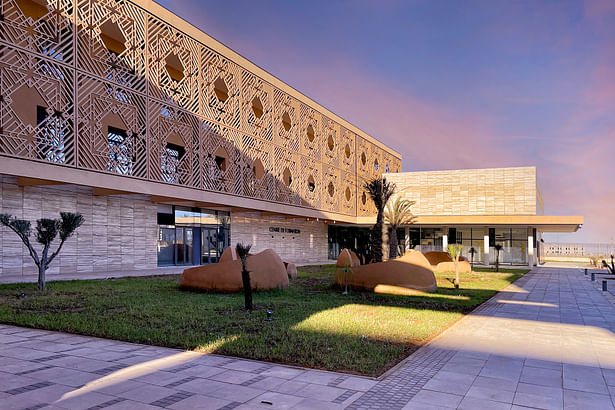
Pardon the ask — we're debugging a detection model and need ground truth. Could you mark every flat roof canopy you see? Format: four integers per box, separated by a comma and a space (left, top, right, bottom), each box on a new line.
356, 215, 583, 233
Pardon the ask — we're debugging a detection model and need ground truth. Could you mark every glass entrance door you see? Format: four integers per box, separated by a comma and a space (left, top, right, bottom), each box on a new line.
175, 227, 193, 265
202, 228, 219, 264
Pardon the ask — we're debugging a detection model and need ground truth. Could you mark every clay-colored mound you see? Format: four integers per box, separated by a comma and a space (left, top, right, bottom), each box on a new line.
423, 251, 471, 274
335, 250, 437, 292
284, 262, 297, 279
423, 251, 467, 265
336, 249, 361, 268
181, 248, 289, 292
433, 260, 472, 274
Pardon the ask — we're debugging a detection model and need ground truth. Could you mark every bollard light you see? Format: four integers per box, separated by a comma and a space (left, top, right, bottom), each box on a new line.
603, 280, 608, 292
265, 310, 273, 321
591, 272, 595, 281
584, 268, 588, 276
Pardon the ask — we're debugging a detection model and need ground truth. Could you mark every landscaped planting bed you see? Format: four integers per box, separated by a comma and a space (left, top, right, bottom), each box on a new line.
0, 265, 527, 376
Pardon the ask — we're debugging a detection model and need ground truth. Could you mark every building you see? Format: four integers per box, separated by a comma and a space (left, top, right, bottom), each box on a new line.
0, 0, 581, 278
328, 167, 582, 266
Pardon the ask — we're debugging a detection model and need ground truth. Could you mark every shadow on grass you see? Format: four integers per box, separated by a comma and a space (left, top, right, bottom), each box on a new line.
0, 268, 525, 376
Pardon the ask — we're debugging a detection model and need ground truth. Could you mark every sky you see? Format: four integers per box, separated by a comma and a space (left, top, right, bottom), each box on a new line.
158, 0, 614, 243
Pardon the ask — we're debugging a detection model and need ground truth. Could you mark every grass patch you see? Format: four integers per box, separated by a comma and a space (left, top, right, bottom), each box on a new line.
0, 265, 528, 376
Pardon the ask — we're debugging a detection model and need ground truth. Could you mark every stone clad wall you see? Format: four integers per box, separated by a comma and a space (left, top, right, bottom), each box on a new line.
385, 167, 538, 216
231, 212, 328, 264
0, 177, 158, 278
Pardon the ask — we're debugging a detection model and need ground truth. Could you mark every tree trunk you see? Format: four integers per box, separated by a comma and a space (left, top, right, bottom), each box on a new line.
371, 210, 384, 263
241, 269, 252, 310
38, 263, 46, 291
389, 226, 399, 259
454, 255, 460, 288
39, 244, 50, 291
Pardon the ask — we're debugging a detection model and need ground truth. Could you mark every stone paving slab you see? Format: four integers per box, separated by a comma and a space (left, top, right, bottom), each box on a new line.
0, 267, 614, 409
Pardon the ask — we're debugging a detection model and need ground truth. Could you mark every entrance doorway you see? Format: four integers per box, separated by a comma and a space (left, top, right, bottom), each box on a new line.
175, 227, 193, 265
202, 228, 219, 264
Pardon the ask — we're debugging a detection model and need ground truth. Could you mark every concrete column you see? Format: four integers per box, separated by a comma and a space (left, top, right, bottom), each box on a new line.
404, 227, 410, 252
484, 234, 490, 266
442, 233, 448, 251
528, 228, 534, 268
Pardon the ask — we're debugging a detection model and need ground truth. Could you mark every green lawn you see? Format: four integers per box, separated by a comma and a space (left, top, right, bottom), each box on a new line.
0, 265, 528, 376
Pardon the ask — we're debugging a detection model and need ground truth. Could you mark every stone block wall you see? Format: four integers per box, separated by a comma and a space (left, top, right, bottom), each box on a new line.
385, 167, 539, 216
0, 176, 158, 278
231, 212, 328, 264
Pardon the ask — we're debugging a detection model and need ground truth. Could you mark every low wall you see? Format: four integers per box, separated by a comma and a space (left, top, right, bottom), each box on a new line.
231, 212, 328, 264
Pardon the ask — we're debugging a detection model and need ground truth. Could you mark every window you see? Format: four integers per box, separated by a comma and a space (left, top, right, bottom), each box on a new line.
165, 53, 185, 82
100, 19, 127, 55
107, 126, 133, 175
214, 77, 229, 102
162, 142, 185, 183
251, 96, 263, 118
253, 158, 264, 179
385, 164, 389, 172
15, 0, 48, 20
35, 105, 66, 163
282, 112, 292, 132
214, 146, 229, 172
361, 192, 367, 205
344, 143, 351, 158
307, 175, 315, 192
374, 159, 379, 171
327, 135, 334, 151
361, 152, 366, 165
282, 167, 292, 187
307, 124, 315, 142
328, 181, 335, 197
345, 187, 351, 201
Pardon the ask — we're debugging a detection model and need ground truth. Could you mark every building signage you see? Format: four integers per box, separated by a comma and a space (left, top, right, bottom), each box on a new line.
269, 227, 301, 234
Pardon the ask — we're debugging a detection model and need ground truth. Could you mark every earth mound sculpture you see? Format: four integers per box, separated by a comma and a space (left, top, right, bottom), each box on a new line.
334, 249, 437, 292
181, 247, 289, 292
423, 251, 472, 274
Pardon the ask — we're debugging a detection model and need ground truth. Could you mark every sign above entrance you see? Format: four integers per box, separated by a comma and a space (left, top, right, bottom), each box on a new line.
269, 227, 301, 234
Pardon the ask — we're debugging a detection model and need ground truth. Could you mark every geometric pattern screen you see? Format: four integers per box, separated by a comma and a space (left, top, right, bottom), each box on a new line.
0, 0, 401, 217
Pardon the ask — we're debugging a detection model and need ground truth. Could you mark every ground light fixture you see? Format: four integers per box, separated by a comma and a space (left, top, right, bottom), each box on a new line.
265, 309, 273, 321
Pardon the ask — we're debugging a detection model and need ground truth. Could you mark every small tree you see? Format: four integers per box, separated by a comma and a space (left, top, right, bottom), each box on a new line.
602, 255, 614, 275
469, 247, 476, 268
364, 177, 396, 263
384, 197, 416, 259
0, 212, 84, 291
494, 244, 503, 272
447, 244, 464, 288
236, 242, 253, 310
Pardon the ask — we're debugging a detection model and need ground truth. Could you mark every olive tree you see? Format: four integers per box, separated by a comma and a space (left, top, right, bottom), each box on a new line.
447, 244, 464, 288
0, 212, 84, 291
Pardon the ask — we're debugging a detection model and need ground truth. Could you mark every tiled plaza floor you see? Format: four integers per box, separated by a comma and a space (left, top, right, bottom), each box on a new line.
1, 267, 614, 409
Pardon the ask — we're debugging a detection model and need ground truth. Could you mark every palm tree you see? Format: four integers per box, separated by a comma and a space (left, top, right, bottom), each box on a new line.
236, 242, 253, 310
364, 177, 396, 262
494, 244, 503, 272
447, 244, 464, 288
384, 197, 416, 259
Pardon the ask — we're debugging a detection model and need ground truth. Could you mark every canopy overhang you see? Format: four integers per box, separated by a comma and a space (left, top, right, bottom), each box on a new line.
355, 215, 583, 233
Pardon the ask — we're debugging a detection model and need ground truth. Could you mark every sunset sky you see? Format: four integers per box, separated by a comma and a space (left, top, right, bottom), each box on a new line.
159, 0, 614, 243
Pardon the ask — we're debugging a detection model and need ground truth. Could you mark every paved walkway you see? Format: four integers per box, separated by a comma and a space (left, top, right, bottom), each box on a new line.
0, 267, 614, 409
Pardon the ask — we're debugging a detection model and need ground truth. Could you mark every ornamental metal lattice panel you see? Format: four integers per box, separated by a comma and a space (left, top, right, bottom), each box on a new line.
0, 0, 400, 218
